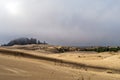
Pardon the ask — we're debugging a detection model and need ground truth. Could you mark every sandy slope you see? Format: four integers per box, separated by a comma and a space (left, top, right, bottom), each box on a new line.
6, 48, 120, 71
47, 52, 120, 70
1, 45, 120, 80
0, 54, 76, 80
0, 54, 120, 80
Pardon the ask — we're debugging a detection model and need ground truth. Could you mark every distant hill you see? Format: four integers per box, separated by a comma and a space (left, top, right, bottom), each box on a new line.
2, 37, 47, 46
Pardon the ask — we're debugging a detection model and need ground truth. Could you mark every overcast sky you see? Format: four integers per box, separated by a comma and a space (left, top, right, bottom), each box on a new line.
0, 0, 120, 46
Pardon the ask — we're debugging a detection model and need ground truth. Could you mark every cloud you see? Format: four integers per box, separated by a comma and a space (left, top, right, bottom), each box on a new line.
0, 0, 120, 46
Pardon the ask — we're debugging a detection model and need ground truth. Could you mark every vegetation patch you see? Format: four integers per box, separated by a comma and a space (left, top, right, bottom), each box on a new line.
81, 47, 120, 53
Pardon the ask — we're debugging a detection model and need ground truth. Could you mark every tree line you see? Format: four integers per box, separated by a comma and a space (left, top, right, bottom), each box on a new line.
2, 38, 47, 46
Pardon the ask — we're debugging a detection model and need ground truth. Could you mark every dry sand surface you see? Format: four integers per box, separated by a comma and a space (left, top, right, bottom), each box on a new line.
0, 45, 120, 80
0, 53, 120, 80
47, 52, 120, 70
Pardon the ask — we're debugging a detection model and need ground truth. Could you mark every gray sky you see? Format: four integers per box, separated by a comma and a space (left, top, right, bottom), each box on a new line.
0, 0, 120, 46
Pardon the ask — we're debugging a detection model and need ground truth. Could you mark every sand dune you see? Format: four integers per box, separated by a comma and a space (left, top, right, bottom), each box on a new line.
0, 45, 120, 80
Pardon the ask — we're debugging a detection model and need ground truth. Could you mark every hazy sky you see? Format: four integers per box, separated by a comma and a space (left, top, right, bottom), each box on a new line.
0, 0, 120, 46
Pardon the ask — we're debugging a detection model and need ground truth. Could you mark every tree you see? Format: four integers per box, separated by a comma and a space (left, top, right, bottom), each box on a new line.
30, 38, 37, 44
37, 40, 41, 44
